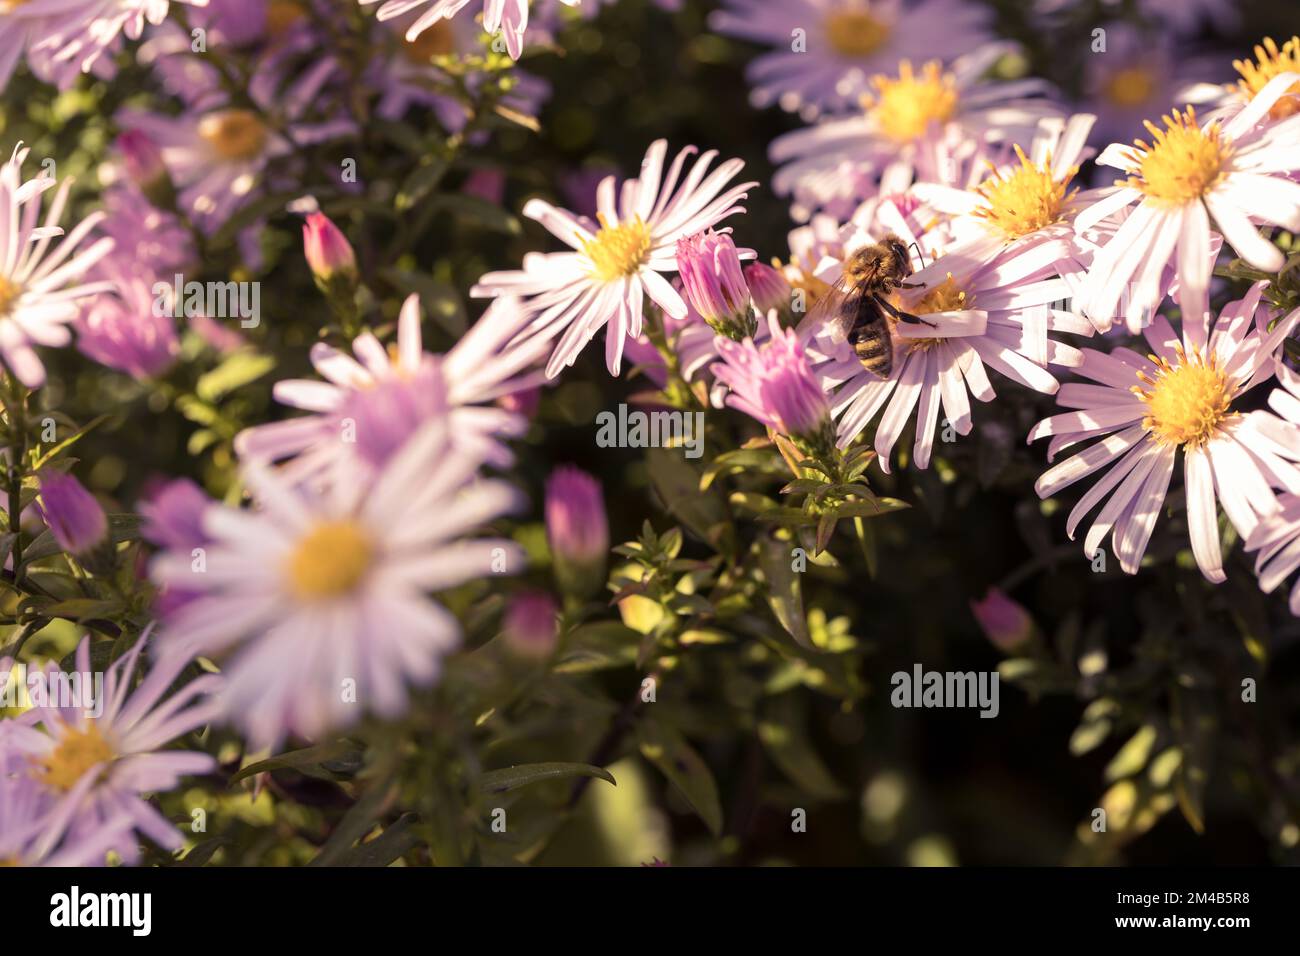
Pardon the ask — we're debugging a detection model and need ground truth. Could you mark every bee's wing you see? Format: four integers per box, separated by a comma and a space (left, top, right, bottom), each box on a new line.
794, 273, 856, 347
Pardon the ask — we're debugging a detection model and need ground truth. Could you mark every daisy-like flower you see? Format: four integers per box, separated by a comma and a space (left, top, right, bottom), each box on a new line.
805, 237, 1088, 471
1243, 364, 1300, 614
1029, 283, 1300, 582
768, 47, 1061, 220
0, 144, 114, 387
77, 266, 180, 382
709, 0, 993, 119
1075, 74, 1300, 345
1209, 36, 1300, 126
360, 0, 579, 60
21, 0, 209, 81
22, 632, 221, 864
0, 772, 133, 867
366, 10, 549, 127
151, 420, 525, 750
1080, 25, 1227, 147
116, 59, 353, 232
471, 140, 757, 377
235, 294, 545, 482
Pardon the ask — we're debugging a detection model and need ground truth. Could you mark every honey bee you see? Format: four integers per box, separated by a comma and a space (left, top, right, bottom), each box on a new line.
797, 235, 934, 379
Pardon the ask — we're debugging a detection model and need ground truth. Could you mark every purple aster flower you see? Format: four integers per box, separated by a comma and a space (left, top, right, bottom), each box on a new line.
713, 313, 832, 448
22, 631, 221, 864
76, 268, 180, 381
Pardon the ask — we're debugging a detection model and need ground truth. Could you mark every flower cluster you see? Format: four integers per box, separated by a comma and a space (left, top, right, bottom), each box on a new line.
4, 0, 1300, 870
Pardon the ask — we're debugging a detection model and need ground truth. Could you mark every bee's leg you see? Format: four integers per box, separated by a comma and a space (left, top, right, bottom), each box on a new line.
898, 281, 926, 289
878, 297, 937, 328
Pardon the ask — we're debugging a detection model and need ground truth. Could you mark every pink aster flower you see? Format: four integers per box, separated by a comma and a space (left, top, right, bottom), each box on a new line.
235, 294, 546, 483
1075, 74, 1300, 346
116, 59, 353, 232
77, 267, 180, 381
361, 0, 578, 60
0, 771, 134, 867
709, 0, 994, 120
768, 46, 1060, 220
94, 183, 194, 278
151, 420, 525, 750
471, 140, 757, 377
1, 0, 208, 90
22, 631, 221, 864
713, 313, 832, 447
546, 464, 607, 596
804, 238, 1088, 471
0, 144, 114, 387
1029, 284, 1300, 582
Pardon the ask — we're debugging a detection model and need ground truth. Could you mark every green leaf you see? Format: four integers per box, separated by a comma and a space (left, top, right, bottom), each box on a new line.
759, 696, 846, 799
430, 193, 522, 235
328, 813, 422, 867
308, 783, 399, 866
381, 268, 466, 336
395, 157, 451, 211
758, 529, 811, 649
231, 740, 360, 783
646, 447, 731, 551
553, 621, 640, 674
638, 720, 722, 837
195, 351, 276, 403
700, 448, 785, 491
478, 762, 616, 795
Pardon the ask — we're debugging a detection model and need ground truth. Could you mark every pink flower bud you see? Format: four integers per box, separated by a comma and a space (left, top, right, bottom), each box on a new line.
116, 129, 175, 209
676, 230, 754, 339
545, 466, 608, 597
502, 590, 559, 658
744, 262, 792, 315
970, 588, 1036, 652
302, 212, 357, 283
36, 472, 108, 559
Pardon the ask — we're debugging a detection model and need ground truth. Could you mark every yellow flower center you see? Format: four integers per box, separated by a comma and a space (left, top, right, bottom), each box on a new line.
198, 109, 269, 162
972, 145, 1078, 240
1103, 66, 1157, 108
823, 9, 891, 58
266, 0, 306, 37
1233, 36, 1300, 120
1135, 348, 1234, 448
1120, 108, 1228, 205
402, 20, 456, 62
864, 61, 958, 144
0, 0, 32, 9
286, 520, 375, 600
582, 214, 652, 282
895, 273, 969, 352
32, 723, 115, 793
0, 275, 21, 318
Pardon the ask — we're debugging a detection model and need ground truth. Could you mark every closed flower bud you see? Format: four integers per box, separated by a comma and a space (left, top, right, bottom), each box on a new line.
676, 230, 756, 340
302, 212, 358, 284
36, 472, 112, 572
545, 466, 608, 598
116, 129, 176, 210
970, 588, 1036, 652
744, 261, 792, 316
502, 590, 559, 659
140, 478, 213, 552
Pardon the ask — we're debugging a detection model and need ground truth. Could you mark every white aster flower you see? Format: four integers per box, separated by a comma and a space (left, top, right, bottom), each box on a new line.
152, 419, 525, 750
1075, 74, 1300, 346
471, 139, 756, 378
1030, 283, 1300, 582
0, 143, 114, 387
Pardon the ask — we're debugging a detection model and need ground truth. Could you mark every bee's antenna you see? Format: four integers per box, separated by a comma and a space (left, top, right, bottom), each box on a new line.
908, 241, 927, 269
